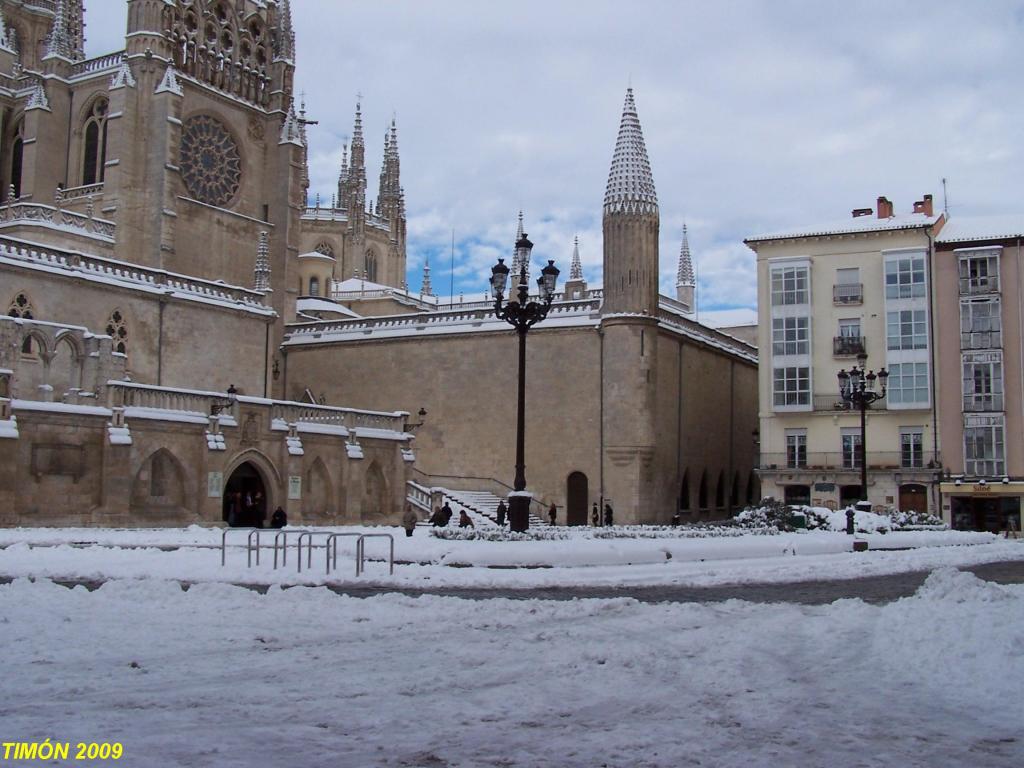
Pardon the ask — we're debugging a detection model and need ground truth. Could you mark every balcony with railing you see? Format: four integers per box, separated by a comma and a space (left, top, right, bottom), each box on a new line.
759, 451, 923, 471
833, 335, 866, 357
959, 275, 1000, 296
963, 393, 1004, 413
833, 283, 863, 305
961, 330, 1002, 350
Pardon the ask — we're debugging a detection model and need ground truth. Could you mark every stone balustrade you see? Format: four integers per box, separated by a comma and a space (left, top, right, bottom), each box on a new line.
0, 201, 115, 239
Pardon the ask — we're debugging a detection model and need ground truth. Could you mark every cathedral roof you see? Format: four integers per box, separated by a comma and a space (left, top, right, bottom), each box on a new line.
603, 88, 658, 217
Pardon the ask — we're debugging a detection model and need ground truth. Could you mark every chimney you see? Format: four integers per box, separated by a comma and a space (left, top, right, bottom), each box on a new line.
877, 196, 893, 219
912, 194, 934, 217
852, 208, 873, 218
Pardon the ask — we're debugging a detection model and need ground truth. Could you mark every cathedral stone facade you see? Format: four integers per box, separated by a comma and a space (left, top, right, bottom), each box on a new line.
0, 1, 757, 529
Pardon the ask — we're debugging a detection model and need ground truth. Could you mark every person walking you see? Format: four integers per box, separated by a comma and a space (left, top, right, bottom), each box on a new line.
548, 503, 557, 526
496, 500, 507, 527
591, 503, 599, 527
603, 502, 614, 527
402, 504, 419, 537
430, 505, 446, 527
458, 509, 475, 528
441, 501, 453, 525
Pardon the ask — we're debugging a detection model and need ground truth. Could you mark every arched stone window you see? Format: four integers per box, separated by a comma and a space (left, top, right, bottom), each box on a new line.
7, 292, 34, 320
314, 242, 334, 257
679, 471, 690, 512
715, 471, 725, 509
105, 309, 128, 355
8, 119, 24, 200
365, 250, 378, 283
308, 276, 320, 297
81, 97, 109, 186
698, 470, 708, 510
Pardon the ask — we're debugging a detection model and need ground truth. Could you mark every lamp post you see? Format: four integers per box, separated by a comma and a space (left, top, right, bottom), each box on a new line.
490, 232, 560, 532
837, 352, 889, 518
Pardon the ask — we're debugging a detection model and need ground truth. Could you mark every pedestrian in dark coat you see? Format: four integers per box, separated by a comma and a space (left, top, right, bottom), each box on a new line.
603, 503, 614, 527
442, 502, 453, 525
548, 503, 557, 526
402, 504, 419, 537
458, 509, 475, 528
430, 506, 445, 527
496, 500, 507, 527
591, 503, 599, 527
270, 507, 287, 529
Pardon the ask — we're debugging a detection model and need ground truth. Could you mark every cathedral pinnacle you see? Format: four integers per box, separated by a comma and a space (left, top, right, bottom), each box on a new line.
254, 231, 272, 292
603, 88, 658, 217
421, 255, 433, 296
275, 0, 296, 63
278, 101, 303, 145
676, 223, 695, 288
155, 62, 183, 96
44, 0, 75, 61
570, 236, 583, 281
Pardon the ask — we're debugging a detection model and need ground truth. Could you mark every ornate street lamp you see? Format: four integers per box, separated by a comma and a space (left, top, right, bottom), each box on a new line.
837, 352, 889, 525
491, 233, 559, 532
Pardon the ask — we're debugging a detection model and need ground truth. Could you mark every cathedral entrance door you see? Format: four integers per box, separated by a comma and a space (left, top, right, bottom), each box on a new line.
223, 462, 268, 527
566, 472, 589, 526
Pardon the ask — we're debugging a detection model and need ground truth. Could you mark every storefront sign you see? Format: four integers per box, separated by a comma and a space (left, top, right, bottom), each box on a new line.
814, 483, 835, 492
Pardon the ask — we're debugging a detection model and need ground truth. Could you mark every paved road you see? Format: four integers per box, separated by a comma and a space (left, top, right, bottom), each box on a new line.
5, 560, 1023, 605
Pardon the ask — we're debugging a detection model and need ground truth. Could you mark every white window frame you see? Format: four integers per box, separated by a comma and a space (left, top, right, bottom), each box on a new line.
963, 414, 1005, 478
841, 427, 862, 470
772, 316, 809, 357
957, 247, 1001, 296
887, 362, 930, 408
899, 427, 924, 469
960, 298, 1002, 350
785, 429, 807, 469
962, 351, 1004, 413
773, 366, 811, 409
886, 309, 928, 351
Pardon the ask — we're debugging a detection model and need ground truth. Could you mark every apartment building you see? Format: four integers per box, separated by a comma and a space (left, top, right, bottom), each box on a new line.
933, 218, 1024, 532
746, 196, 946, 516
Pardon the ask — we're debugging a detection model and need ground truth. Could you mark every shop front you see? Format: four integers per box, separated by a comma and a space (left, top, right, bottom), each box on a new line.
940, 482, 1023, 534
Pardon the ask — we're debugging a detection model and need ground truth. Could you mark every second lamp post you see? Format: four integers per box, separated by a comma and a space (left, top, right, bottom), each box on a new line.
490, 231, 560, 532
837, 352, 889, 510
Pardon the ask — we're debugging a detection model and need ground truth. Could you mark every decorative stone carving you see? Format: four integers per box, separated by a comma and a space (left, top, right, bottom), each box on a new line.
179, 115, 242, 207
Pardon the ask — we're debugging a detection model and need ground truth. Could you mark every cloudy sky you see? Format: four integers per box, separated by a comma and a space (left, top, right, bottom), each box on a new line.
83, 1, 1024, 312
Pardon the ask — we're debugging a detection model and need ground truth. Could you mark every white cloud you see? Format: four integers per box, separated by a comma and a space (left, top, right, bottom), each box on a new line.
82, 0, 1024, 311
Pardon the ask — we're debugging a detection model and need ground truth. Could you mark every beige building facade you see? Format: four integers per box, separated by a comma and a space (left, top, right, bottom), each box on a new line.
748, 196, 946, 516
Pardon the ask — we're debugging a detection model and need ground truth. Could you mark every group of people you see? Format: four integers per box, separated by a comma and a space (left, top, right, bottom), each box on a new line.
426, 501, 475, 529
225, 489, 288, 529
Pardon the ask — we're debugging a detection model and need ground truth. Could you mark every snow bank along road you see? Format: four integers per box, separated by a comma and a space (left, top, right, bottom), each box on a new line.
2, 568, 1022, 768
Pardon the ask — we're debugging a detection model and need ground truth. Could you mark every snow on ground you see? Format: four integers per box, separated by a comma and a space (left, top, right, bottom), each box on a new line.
0, 525, 1018, 590
2, 568, 1022, 767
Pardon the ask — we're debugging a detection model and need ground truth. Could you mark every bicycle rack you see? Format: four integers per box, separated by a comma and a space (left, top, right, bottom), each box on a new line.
356, 533, 395, 576
325, 532, 363, 576
295, 531, 334, 573
247, 529, 263, 567
272, 530, 297, 570
221, 527, 259, 566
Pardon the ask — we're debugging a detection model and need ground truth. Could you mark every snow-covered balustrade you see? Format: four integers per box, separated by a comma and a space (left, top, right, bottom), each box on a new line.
0, 235, 271, 312
759, 451, 915, 470
0, 202, 115, 240
70, 51, 125, 78
406, 480, 432, 513
60, 183, 104, 202
110, 381, 236, 420
270, 401, 406, 434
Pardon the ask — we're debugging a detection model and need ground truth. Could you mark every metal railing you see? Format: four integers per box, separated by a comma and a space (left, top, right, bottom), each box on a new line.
326, 533, 364, 576
356, 534, 395, 576
963, 394, 1004, 413
833, 283, 863, 304
759, 451, 926, 471
959, 276, 1000, 296
962, 331, 1002, 350
833, 336, 866, 356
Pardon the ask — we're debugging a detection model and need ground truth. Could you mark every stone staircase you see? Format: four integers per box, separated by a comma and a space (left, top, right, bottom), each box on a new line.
418, 488, 549, 529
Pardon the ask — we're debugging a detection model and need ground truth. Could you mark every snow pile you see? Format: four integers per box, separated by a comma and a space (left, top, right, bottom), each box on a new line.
1, 572, 1022, 767
739, 500, 947, 533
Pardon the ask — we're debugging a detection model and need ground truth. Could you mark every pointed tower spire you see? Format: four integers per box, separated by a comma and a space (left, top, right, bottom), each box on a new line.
510, 211, 527, 281
254, 231, 272, 292
570, 236, 583, 280
603, 88, 658, 217
276, 0, 296, 62
337, 142, 349, 209
346, 99, 367, 217
421, 255, 433, 296
676, 223, 696, 313
45, 0, 75, 60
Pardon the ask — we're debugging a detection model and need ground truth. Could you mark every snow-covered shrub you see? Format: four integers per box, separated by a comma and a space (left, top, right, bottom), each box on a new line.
735, 498, 792, 530
590, 525, 777, 539
889, 509, 946, 529
430, 528, 571, 542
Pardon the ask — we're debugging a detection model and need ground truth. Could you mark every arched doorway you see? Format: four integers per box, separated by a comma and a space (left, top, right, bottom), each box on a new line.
899, 483, 928, 515
566, 472, 588, 526
223, 462, 268, 527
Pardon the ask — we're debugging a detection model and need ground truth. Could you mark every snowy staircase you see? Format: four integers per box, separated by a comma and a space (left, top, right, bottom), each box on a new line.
435, 489, 549, 529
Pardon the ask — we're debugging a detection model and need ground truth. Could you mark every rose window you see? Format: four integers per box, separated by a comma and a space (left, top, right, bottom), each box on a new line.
180, 115, 242, 207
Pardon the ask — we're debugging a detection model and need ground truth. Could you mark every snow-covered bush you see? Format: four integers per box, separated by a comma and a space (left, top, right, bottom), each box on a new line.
738, 499, 946, 533
889, 509, 946, 529
590, 525, 777, 539
735, 498, 791, 530
430, 528, 571, 542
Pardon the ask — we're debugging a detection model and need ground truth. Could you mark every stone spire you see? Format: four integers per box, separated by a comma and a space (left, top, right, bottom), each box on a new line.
278, 100, 302, 145
337, 142, 349, 209
275, 0, 295, 62
510, 211, 529, 282
421, 255, 433, 296
298, 96, 310, 191
570, 236, 583, 281
344, 100, 367, 219
676, 224, 696, 313
603, 88, 658, 217
45, 0, 75, 60
254, 231, 271, 292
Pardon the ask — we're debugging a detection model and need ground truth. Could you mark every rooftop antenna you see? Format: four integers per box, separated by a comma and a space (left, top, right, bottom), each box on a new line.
941, 177, 950, 216
449, 229, 455, 309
